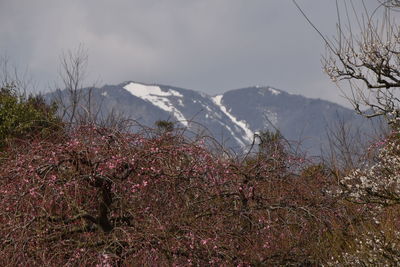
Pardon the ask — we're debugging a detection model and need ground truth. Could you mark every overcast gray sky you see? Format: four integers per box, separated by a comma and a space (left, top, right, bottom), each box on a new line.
0, 0, 381, 107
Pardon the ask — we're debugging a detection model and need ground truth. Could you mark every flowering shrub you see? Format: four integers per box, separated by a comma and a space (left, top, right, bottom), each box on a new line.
340, 132, 400, 205
326, 132, 400, 265
0, 125, 347, 265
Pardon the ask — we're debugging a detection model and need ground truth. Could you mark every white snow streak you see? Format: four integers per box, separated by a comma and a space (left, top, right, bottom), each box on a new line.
124, 82, 188, 126
212, 95, 254, 145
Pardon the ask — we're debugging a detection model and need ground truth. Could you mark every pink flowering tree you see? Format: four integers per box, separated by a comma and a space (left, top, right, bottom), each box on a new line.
0, 125, 344, 265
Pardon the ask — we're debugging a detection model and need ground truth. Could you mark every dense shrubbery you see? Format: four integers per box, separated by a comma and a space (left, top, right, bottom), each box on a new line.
1, 95, 400, 265
1, 83, 400, 266
0, 123, 358, 266
0, 84, 62, 148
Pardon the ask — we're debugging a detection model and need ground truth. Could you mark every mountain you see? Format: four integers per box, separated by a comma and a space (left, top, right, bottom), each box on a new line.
46, 81, 376, 155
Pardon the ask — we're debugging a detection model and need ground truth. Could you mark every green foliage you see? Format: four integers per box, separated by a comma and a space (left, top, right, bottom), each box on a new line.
0, 83, 62, 148
256, 130, 286, 160
155, 120, 175, 133
257, 130, 282, 149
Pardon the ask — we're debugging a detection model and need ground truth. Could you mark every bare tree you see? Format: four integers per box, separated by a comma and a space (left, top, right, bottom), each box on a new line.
294, 1, 400, 125
55, 45, 132, 130
324, 1, 400, 125
56, 45, 88, 126
0, 55, 34, 96
321, 113, 388, 177
381, 0, 400, 8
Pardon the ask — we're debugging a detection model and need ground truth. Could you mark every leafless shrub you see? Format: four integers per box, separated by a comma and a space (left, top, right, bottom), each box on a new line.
54, 45, 131, 130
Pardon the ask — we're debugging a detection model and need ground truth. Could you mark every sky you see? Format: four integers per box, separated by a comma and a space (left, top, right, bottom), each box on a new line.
0, 0, 382, 107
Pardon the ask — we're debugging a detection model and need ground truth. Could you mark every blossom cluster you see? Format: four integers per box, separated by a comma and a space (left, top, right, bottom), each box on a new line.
340, 133, 400, 206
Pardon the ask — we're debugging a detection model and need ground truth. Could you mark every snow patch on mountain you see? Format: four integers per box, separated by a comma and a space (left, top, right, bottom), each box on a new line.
212, 95, 254, 144
257, 86, 281, 96
269, 88, 281, 95
124, 82, 188, 126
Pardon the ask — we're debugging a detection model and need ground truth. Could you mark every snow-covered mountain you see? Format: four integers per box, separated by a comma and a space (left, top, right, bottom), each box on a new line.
47, 81, 376, 155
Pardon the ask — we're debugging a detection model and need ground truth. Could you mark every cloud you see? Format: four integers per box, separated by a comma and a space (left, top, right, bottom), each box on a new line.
0, 0, 382, 106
